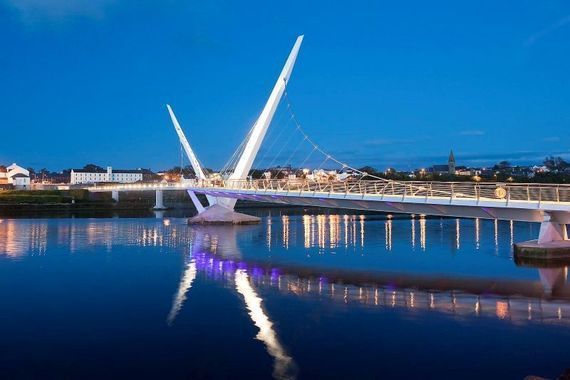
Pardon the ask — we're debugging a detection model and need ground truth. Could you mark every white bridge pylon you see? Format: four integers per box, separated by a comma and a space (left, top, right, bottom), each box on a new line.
166, 104, 216, 210
168, 35, 304, 217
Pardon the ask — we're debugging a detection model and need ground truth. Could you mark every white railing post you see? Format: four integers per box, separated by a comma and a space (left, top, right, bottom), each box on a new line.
475, 184, 481, 203
527, 185, 530, 202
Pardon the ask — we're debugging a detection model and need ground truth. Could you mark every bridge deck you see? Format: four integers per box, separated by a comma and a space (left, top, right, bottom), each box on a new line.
88, 179, 570, 223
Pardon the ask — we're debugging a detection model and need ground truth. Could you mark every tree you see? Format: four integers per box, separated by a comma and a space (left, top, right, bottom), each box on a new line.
83, 164, 104, 172
357, 166, 382, 177
27, 167, 36, 180
39, 168, 49, 181
543, 156, 568, 171
494, 161, 511, 170
181, 165, 196, 178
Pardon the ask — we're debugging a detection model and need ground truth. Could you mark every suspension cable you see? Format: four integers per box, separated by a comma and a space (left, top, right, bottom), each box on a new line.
282, 86, 389, 182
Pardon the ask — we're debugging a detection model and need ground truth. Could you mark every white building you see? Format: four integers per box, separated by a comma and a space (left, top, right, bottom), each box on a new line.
70, 166, 143, 185
11, 173, 31, 189
0, 163, 31, 189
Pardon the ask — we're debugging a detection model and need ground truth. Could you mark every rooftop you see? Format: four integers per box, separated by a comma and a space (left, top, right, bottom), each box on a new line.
72, 168, 143, 174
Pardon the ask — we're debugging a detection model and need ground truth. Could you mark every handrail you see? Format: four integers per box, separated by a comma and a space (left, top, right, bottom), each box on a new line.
85, 179, 570, 205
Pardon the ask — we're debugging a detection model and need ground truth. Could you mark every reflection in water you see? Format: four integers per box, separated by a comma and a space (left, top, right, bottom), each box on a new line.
419, 215, 426, 251
359, 215, 365, 248
0, 220, 47, 257
496, 301, 509, 319
167, 261, 197, 326
174, 223, 570, 330
538, 268, 566, 296
301, 214, 366, 251
267, 217, 272, 251
235, 269, 296, 380
282, 215, 289, 249
303, 215, 311, 249
343, 215, 349, 247
2, 216, 570, 330
510, 220, 514, 246
455, 219, 460, 250
6, 215, 570, 379
411, 216, 416, 248
385, 217, 392, 251
167, 225, 296, 379
494, 219, 499, 251
329, 215, 339, 248
475, 218, 480, 250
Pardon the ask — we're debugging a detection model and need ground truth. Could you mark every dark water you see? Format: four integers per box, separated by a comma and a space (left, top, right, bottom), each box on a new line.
0, 210, 569, 379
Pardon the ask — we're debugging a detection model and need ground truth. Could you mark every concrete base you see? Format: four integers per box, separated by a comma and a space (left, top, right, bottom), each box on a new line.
538, 219, 568, 244
188, 204, 261, 225
514, 239, 570, 261
153, 189, 168, 210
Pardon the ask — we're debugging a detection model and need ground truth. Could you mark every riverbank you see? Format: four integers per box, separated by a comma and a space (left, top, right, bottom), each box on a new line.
0, 189, 289, 217
0, 189, 415, 219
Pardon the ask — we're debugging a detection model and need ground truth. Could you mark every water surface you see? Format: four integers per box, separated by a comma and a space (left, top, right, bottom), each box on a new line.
0, 211, 568, 379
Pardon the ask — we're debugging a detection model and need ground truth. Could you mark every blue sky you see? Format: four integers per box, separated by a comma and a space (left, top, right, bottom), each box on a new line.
0, 0, 569, 171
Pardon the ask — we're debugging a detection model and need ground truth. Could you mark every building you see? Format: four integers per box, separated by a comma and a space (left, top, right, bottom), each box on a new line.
431, 150, 456, 175
70, 166, 143, 184
455, 166, 473, 176
448, 150, 455, 174
0, 166, 9, 188
0, 163, 31, 189
431, 165, 449, 175
11, 173, 31, 189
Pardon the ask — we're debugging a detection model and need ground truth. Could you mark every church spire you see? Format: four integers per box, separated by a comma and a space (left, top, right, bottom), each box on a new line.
448, 149, 456, 175
448, 149, 455, 163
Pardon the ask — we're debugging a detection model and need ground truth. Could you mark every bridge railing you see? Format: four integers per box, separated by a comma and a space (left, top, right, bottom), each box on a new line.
194, 179, 570, 204
88, 178, 570, 204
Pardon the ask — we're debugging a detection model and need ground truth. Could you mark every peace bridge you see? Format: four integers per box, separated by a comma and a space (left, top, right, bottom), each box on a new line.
85, 35, 569, 253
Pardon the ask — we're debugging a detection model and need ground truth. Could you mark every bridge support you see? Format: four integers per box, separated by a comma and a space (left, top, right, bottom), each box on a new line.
186, 190, 260, 224
188, 204, 260, 225
187, 190, 205, 214
514, 213, 570, 261
111, 190, 119, 202
538, 214, 568, 244
153, 189, 167, 210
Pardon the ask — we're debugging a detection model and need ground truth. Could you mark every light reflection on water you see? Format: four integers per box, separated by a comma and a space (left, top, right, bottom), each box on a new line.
177, 223, 570, 328
0, 212, 568, 379
235, 268, 296, 380
188, 248, 570, 326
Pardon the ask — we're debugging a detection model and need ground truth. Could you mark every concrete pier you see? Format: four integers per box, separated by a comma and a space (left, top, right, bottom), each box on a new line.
188, 204, 260, 225
514, 240, 570, 261
514, 216, 570, 261
153, 189, 167, 210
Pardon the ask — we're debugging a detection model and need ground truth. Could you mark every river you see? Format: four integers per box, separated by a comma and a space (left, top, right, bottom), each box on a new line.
0, 209, 568, 379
